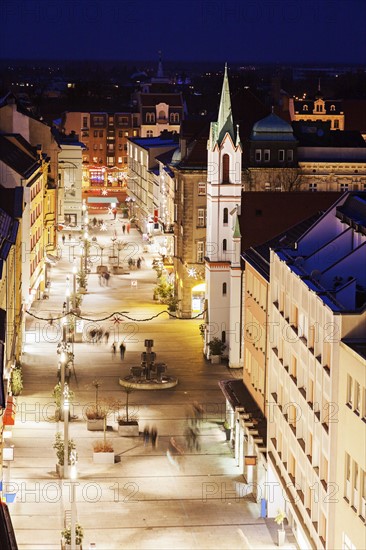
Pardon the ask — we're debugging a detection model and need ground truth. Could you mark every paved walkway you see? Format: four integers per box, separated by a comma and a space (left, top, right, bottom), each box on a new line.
8, 214, 297, 549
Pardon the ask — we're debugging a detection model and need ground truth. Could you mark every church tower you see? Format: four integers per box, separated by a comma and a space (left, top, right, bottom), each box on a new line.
205, 65, 242, 368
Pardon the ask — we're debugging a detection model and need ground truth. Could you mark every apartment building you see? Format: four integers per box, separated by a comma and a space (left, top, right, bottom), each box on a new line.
137, 93, 184, 138
289, 87, 344, 131
62, 110, 140, 188
267, 192, 366, 549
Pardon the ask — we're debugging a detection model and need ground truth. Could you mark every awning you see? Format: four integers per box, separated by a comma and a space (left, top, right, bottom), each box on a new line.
219, 379, 267, 444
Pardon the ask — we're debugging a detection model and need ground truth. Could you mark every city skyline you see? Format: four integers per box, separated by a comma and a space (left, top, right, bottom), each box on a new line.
1, 0, 366, 64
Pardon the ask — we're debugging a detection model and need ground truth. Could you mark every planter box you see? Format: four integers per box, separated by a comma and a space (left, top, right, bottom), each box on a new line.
87, 418, 105, 431
277, 529, 286, 546
61, 544, 82, 550
93, 451, 115, 464
118, 422, 139, 437
210, 355, 221, 364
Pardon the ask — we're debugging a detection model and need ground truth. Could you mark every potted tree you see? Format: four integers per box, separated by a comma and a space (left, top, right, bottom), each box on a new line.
274, 509, 287, 546
92, 397, 119, 464
53, 431, 77, 478
10, 362, 23, 396
61, 522, 84, 550
85, 379, 105, 431
117, 384, 139, 436
52, 383, 75, 422
208, 337, 226, 364
77, 269, 88, 293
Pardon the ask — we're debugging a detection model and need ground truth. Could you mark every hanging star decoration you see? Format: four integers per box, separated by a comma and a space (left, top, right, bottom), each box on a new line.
107, 207, 113, 215
113, 315, 123, 324
187, 267, 197, 278
101, 189, 108, 196
100, 222, 107, 231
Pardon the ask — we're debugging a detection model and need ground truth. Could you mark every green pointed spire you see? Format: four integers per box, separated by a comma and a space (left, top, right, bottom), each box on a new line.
217, 63, 234, 144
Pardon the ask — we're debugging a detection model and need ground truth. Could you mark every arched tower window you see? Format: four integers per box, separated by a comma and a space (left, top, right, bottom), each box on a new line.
222, 331, 226, 343
223, 239, 227, 252
222, 154, 230, 183
222, 282, 227, 295
223, 208, 228, 225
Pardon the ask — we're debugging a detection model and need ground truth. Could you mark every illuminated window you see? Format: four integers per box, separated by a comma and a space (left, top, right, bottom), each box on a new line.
198, 182, 206, 195
118, 131, 123, 137
93, 130, 98, 137
303, 105, 308, 111
309, 183, 317, 192
146, 131, 153, 138
99, 131, 103, 138
330, 105, 335, 111
197, 208, 206, 227
334, 119, 339, 129
197, 241, 204, 263
118, 157, 123, 163
340, 183, 349, 192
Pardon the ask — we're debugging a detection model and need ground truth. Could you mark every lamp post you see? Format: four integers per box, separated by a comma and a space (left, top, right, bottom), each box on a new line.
70, 452, 78, 550
72, 263, 77, 309
63, 383, 70, 478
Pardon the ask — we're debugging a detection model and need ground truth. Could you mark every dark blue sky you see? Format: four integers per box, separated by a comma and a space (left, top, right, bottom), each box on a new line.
1, 0, 365, 64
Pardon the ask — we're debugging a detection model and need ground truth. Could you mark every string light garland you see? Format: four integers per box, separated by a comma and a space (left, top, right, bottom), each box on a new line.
26, 308, 206, 323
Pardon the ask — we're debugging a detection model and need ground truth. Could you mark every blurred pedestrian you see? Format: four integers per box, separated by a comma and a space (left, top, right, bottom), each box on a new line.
126, 222, 131, 234
111, 342, 116, 356
122, 224, 126, 234
137, 258, 141, 269
150, 426, 158, 448
105, 271, 110, 286
119, 342, 126, 359
98, 274, 102, 286
68, 233, 72, 241
104, 331, 110, 344
62, 234, 65, 245
143, 425, 150, 446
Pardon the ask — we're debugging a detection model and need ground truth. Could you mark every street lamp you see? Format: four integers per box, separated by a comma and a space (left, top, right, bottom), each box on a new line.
70, 452, 78, 550
72, 262, 77, 309
63, 383, 70, 478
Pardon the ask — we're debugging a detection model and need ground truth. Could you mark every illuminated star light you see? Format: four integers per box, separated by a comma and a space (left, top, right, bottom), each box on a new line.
107, 207, 113, 215
100, 223, 107, 231
187, 267, 197, 278
113, 316, 123, 324
101, 189, 108, 196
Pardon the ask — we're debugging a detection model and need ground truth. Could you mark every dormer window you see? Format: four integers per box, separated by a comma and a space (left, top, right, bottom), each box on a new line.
170, 113, 179, 123
330, 105, 335, 111
303, 105, 308, 111
146, 112, 155, 123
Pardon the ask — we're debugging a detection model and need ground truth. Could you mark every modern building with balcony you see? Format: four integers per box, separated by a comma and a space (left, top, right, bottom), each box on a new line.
267, 192, 366, 549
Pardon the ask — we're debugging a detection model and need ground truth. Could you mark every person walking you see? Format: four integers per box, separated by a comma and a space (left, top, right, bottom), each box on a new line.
126, 222, 131, 234
104, 331, 110, 344
62, 234, 65, 245
143, 425, 150, 447
122, 224, 126, 234
137, 257, 141, 269
150, 426, 158, 448
104, 271, 110, 286
119, 342, 126, 359
98, 273, 102, 286
68, 233, 72, 241
111, 342, 116, 356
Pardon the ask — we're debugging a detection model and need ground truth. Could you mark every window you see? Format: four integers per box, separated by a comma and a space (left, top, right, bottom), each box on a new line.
198, 182, 206, 195
223, 208, 228, 224
346, 375, 353, 406
287, 149, 293, 162
124, 131, 129, 137
107, 156, 114, 166
99, 144, 103, 150
340, 183, 349, 192
222, 331, 226, 343
118, 157, 123, 163
353, 461, 359, 508
93, 130, 98, 137
303, 105, 308, 111
133, 130, 138, 136
309, 183, 318, 192
222, 282, 227, 295
99, 131, 103, 138
118, 131, 123, 138
93, 156, 98, 163
146, 112, 155, 123
222, 154, 230, 183
330, 105, 335, 111
83, 116, 88, 128
354, 382, 361, 415
278, 150, 285, 162
361, 469, 366, 519
334, 119, 339, 129
93, 144, 97, 150
197, 208, 206, 227
223, 239, 227, 252
197, 241, 204, 263
264, 149, 270, 162
255, 149, 261, 162
146, 130, 153, 137
158, 110, 166, 120
170, 113, 179, 123
118, 144, 123, 151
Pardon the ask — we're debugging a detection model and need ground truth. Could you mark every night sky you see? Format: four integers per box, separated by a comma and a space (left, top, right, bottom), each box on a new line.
1, 0, 365, 64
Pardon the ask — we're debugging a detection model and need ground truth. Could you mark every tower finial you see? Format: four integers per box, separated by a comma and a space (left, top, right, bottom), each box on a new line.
217, 64, 234, 144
